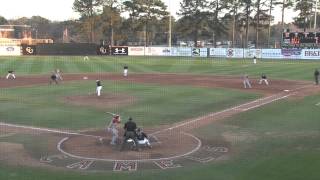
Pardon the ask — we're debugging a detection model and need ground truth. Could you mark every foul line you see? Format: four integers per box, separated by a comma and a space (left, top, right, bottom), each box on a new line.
151, 91, 300, 135
0, 122, 102, 139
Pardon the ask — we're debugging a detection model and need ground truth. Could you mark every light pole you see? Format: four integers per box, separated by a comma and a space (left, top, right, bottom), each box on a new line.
168, 1, 172, 47
315, 0, 318, 30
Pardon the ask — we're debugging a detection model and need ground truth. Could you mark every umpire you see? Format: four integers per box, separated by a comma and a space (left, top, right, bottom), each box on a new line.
121, 117, 138, 150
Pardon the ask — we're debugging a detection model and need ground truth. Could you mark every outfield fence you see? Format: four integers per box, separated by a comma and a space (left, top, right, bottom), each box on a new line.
1, 44, 320, 60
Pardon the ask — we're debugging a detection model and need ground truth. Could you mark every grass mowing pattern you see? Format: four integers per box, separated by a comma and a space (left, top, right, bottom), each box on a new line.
1, 56, 320, 180
0, 81, 258, 129
0, 56, 320, 81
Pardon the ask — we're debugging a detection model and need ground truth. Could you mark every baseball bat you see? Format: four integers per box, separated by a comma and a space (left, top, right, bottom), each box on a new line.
106, 112, 117, 116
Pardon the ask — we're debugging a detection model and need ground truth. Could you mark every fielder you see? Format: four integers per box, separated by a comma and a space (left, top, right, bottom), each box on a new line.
243, 74, 252, 88
107, 114, 121, 145
253, 56, 257, 64
123, 65, 128, 77
50, 72, 58, 85
55, 69, 63, 81
314, 69, 319, 85
96, 80, 102, 96
6, 70, 16, 80
259, 74, 269, 85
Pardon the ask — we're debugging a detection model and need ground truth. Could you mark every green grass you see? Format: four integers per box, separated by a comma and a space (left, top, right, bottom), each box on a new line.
0, 81, 258, 129
1, 56, 320, 81
1, 56, 320, 180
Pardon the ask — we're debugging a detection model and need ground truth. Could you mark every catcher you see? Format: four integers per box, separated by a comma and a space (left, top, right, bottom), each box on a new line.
136, 128, 152, 149
107, 114, 121, 145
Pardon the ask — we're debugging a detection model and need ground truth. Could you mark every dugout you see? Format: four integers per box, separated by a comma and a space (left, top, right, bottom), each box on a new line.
35, 43, 97, 55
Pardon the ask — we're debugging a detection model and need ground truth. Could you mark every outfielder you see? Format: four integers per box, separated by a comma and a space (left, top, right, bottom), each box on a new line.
96, 80, 102, 96
6, 70, 16, 80
107, 114, 121, 145
243, 74, 252, 88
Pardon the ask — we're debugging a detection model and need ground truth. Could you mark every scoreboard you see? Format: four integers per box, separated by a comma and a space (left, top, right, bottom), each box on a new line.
282, 32, 320, 48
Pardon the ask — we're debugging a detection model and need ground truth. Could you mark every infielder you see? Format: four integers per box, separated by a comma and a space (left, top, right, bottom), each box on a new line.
6, 70, 16, 80
243, 74, 252, 88
123, 65, 128, 77
96, 80, 102, 96
55, 69, 63, 81
50, 72, 58, 85
107, 114, 121, 145
259, 74, 269, 85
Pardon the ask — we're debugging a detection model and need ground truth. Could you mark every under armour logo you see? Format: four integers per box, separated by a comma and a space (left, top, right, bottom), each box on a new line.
115, 48, 126, 53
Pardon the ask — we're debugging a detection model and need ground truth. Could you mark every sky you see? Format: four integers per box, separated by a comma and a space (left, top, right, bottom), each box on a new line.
0, 0, 298, 23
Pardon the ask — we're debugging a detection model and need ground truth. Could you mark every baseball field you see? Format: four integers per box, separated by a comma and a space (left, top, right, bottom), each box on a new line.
0, 56, 320, 180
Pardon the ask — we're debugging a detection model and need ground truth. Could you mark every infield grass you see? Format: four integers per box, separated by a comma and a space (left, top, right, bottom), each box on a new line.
0, 81, 258, 129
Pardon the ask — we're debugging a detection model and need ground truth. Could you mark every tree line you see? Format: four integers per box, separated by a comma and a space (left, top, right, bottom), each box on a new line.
0, 0, 319, 48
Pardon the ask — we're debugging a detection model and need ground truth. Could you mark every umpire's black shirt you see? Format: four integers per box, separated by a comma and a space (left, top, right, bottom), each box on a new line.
124, 121, 136, 132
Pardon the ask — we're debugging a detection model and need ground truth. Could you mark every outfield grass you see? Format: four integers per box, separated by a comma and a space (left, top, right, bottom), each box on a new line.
0, 56, 319, 81
1, 56, 320, 180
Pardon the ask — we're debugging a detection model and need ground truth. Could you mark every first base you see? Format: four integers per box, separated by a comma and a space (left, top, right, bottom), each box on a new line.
283, 90, 290, 92
83, 76, 88, 80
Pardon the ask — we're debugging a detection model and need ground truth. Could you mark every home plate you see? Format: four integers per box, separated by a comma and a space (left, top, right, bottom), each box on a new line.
283, 89, 290, 92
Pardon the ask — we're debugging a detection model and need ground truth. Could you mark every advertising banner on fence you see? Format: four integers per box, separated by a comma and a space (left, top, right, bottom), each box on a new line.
226, 48, 244, 58
192, 48, 208, 57
111, 46, 128, 56
301, 49, 320, 59
171, 47, 192, 56
0, 46, 21, 56
128, 46, 145, 56
22, 45, 36, 55
281, 49, 302, 59
261, 49, 282, 59
209, 48, 227, 57
97, 45, 110, 55
145, 47, 171, 56
244, 49, 262, 58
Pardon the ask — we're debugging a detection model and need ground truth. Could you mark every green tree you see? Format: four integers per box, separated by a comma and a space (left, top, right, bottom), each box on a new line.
252, 0, 270, 47
294, 0, 316, 30
178, 0, 211, 46
0, 16, 8, 25
99, 0, 123, 45
242, 0, 254, 48
123, 0, 168, 46
208, 0, 230, 47
73, 0, 103, 42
